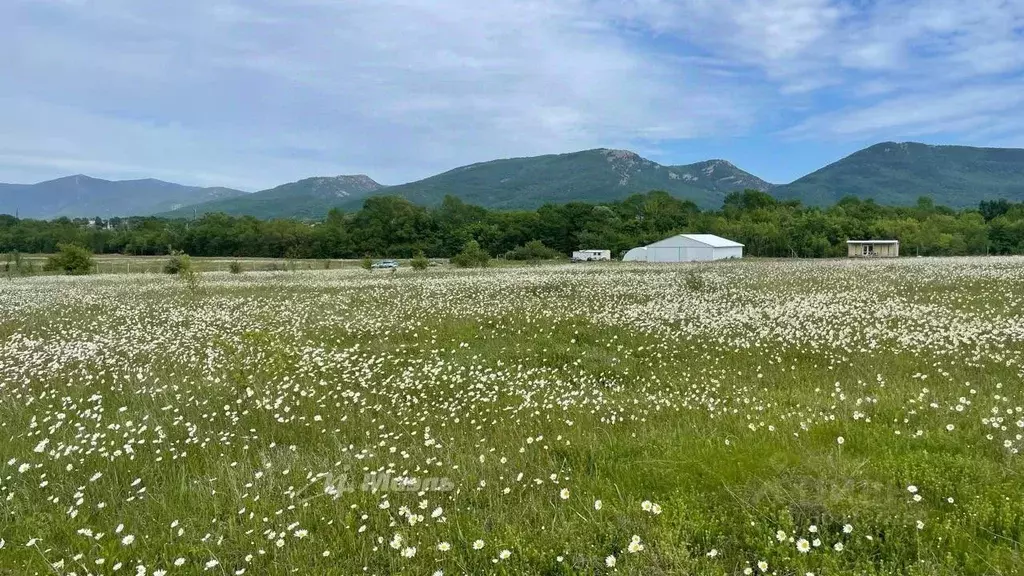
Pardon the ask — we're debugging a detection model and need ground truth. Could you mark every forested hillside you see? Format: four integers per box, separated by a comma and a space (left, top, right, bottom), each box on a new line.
3, 192, 1022, 260
774, 142, 1024, 207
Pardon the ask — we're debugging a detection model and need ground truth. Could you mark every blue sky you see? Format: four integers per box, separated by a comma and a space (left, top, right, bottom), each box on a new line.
2, 0, 1023, 191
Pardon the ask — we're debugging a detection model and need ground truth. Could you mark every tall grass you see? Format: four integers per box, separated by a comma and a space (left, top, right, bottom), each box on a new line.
0, 258, 1022, 574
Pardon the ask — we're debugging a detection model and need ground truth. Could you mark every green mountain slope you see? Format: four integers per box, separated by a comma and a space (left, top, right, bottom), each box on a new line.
0, 175, 246, 219
160, 175, 385, 219
774, 142, 1024, 207
358, 149, 772, 211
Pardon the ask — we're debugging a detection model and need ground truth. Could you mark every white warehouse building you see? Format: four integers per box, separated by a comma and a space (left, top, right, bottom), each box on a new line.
622, 234, 744, 262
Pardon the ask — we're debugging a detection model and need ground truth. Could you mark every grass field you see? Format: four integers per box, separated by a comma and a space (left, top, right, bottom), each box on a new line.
1, 258, 1023, 575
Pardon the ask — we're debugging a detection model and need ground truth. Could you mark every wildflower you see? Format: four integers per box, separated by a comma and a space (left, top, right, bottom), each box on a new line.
641, 500, 652, 511
907, 485, 918, 494
594, 499, 602, 510
796, 538, 811, 553
559, 488, 570, 500
204, 559, 220, 570
173, 558, 186, 567
401, 546, 416, 558
627, 535, 644, 553
837, 436, 845, 445
776, 530, 787, 542
499, 549, 511, 560
121, 534, 135, 546
757, 560, 769, 572
843, 524, 853, 534
437, 542, 451, 552
605, 555, 616, 567
473, 539, 485, 550
833, 542, 844, 552
706, 548, 718, 557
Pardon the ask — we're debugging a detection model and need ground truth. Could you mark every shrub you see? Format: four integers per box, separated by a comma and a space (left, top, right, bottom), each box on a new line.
180, 264, 202, 297
684, 269, 708, 292
322, 259, 332, 270
4, 251, 35, 279
163, 251, 192, 275
229, 261, 244, 274
505, 240, 562, 261
44, 244, 94, 275
360, 257, 373, 271
411, 251, 429, 271
175, 254, 202, 297
451, 240, 491, 268
162, 250, 202, 296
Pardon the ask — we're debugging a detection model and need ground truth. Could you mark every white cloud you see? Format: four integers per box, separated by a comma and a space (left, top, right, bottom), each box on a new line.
0, 0, 754, 188
785, 84, 1024, 139
611, 0, 1024, 140
1, 0, 1023, 189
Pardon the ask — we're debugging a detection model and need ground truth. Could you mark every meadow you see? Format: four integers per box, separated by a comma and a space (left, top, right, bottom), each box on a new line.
1, 258, 1023, 575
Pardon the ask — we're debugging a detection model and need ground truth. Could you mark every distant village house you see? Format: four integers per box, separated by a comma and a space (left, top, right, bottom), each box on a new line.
847, 240, 899, 258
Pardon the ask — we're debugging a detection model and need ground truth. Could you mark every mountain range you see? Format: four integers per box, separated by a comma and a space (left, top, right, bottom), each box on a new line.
774, 142, 1024, 206
2, 141, 1024, 220
0, 175, 245, 219
161, 175, 385, 220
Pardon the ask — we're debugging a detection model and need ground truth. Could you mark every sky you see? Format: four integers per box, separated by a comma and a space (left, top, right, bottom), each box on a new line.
2, 0, 1024, 191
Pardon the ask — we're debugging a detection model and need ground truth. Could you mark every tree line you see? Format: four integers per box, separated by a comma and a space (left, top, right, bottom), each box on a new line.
2, 191, 1023, 259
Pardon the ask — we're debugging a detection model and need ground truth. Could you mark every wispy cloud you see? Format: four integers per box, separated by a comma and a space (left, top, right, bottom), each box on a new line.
612, 0, 1024, 139
0, 0, 1022, 188
0, 0, 754, 187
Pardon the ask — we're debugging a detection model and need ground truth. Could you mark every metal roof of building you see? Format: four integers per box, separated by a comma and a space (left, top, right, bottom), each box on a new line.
846, 240, 899, 244
677, 234, 745, 248
635, 233, 744, 251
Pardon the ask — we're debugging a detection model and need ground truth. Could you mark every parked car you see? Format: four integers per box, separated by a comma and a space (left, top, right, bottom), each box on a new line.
371, 259, 399, 269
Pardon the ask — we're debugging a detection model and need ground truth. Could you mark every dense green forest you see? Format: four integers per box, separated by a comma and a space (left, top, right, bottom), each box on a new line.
2, 191, 1023, 259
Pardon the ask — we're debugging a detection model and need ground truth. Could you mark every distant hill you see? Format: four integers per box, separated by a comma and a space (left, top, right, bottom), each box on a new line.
774, 142, 1024, 207
14, 141, 1024, 221
0, 175, 246, 219
356, 149, 772, 211
160, 175, 384, 219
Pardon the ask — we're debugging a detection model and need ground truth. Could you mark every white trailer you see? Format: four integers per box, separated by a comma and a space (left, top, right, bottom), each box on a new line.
572, 250, 611, 262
